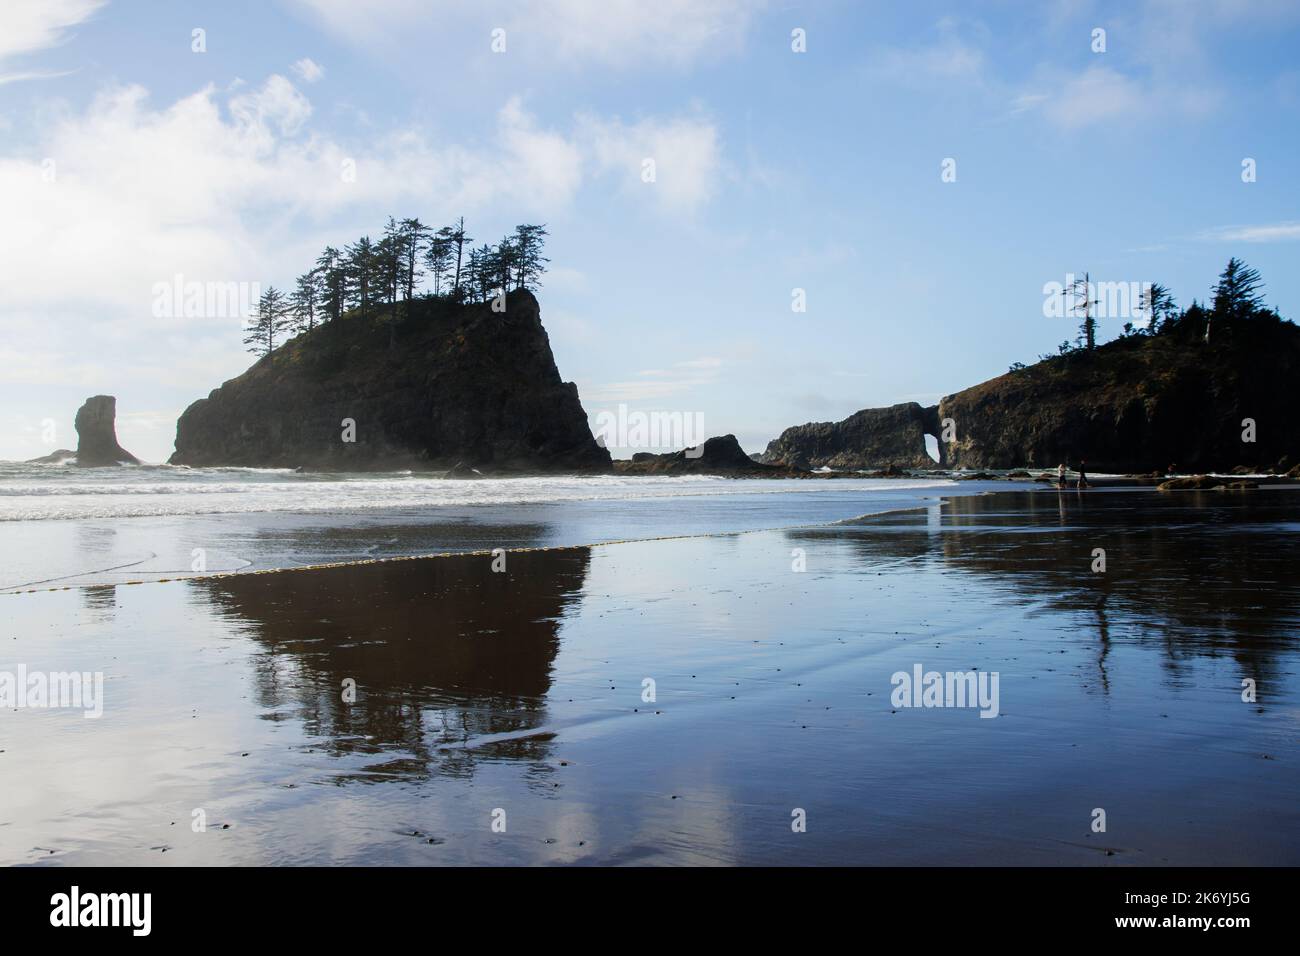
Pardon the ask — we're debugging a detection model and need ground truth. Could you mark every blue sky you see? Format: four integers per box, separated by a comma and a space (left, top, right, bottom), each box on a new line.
2, 0, 1298, 462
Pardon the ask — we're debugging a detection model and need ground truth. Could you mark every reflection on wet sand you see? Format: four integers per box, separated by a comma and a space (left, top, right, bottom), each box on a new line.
790, 490, 1300, 703
244, 518, 555, 568
79, 583, 119, 622
193, 547, 591, 780
7, 489, 1298, 865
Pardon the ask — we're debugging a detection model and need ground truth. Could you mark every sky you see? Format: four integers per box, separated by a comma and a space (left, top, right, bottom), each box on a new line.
1, 0, 1298, 463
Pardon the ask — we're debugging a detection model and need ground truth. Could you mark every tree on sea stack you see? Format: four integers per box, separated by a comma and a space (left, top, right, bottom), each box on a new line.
289, 269, 323, 334
493, 237, 518, 293
400, 217, 431, 311
244, 286, 291, 356
1064, 272, 1100, 349
315, 246, 346, 324
345, 236, 377, 320
377, 220, 401, 312
425, 228, 455, 296
1139, 283, 1177, 334
1209, 258, 1266, 342
242, 217, 555, 349
512, 224, 549, 290
450, 217, 470, 302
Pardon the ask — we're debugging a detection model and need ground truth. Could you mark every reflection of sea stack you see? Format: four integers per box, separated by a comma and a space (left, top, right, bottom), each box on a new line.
74, 395, 139, 466
197, 546, 593, 775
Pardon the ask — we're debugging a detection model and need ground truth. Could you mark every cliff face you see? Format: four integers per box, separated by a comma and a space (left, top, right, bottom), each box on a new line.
170, 291, 610, 472
938, 318, 1300, 472
758, 402, 940, 470
74, 395, 140, 466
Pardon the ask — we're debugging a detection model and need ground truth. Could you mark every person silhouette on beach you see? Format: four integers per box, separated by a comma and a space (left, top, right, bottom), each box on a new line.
1057, 462, 1067, 488
1077, 459, 1090, 489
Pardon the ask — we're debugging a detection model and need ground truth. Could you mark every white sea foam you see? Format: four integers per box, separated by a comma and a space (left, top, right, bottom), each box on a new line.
0, 463, 957, 521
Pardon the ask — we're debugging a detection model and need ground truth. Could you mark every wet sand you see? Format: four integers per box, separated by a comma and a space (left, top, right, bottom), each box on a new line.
2, 488, 1298, 865
0, 480, 988, 590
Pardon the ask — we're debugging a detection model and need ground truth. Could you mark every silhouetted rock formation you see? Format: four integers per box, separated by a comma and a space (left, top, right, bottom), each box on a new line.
73, 396, 139, 466
26, 449, 76, 465
169, 290, 609, 472
616, 434, 792, 475
938, 319, 1300, 472
757, 317, 1300, 474
758, 402, 940, 470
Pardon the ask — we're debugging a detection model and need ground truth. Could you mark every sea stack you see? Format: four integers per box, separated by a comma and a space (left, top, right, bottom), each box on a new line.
74, 395, 140, 466
759, 402, 941, 470
615, 435, 794, 475
169, 290, 610, 472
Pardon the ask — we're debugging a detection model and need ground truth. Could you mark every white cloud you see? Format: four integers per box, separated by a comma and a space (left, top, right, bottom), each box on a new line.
230, 74, 314, 137
290, 0, 759, 67
0, 69, 76, 86
580, 112, 720, 213
291, 57, 325, 83
1047, 66, 1145, 128
1199, 222, 1300, 243
1010, 63, 1223, 130
866, 17, 990, 89
1007, 92, 1048, 115
0, 70, 724, 448
0, 0, 105, 62
513, 0, 754, 67
584, 357, 724, 402
0, 78, 718, 322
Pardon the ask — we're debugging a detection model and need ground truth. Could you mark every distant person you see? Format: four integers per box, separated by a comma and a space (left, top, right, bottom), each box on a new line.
1167, 463, 1178, 477
1057, 462, 1067, 488
1077, 459, 1090, 489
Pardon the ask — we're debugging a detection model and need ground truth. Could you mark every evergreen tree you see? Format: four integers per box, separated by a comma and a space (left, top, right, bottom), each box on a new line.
400, 217, 431, 309
472, 243, 494, 301
345, 236, 377, 320
289, 269, 322, 334
378, 218, 402, 312
425, 227, 455, 296
1064, 272, 1099, 350
316, 246, 346, 323
244, 286, 290, 356
450, 217, 471, 301
495, 237, 518, 295
1211, 258, 1265, 324
463, 246, 483, 302
1138, 283, 1177, 334
242, 218, 564, 350
512, 224, 549, 290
